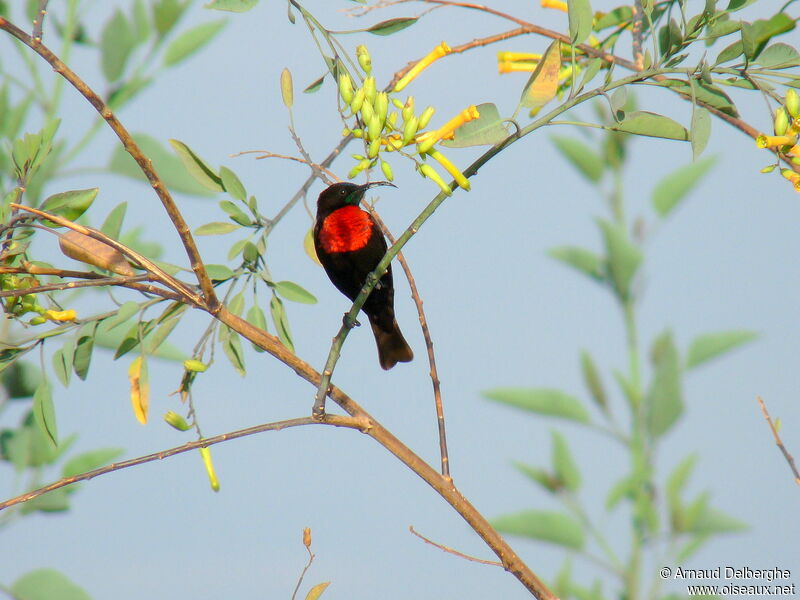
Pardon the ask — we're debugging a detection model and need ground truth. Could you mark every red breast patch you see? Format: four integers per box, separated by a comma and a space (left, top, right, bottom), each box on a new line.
318, 206, 373, 253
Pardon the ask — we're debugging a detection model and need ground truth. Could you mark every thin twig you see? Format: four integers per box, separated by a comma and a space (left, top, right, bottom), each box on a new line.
232, 150, 339, 184
0, 17, 221, 311
0, 415, 365, 512
291, 535, 316, 600
368, 208, 450, 480
31, 0, 49, 43
0, 274, 150, 298
409, 526, 503, 567
757, 396, 800, 486
9, 203, 202, 306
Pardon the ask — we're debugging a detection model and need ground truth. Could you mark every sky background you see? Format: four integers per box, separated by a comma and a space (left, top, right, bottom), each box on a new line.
1, 1, 799, 599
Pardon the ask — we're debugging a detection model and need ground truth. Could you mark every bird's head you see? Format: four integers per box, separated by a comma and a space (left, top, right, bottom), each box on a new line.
316, 181, 396, 216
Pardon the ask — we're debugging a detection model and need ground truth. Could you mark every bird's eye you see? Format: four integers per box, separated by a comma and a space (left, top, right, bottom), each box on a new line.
339, 189, 347, 196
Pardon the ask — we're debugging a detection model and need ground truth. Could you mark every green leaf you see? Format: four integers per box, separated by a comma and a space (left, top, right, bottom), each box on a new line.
303, 73, 326, 94
742, 14, 795, 62
550, 135, 604, 183
492, 510, 585, 549
512, 461, 560, 493
195, 221, 241, 235
440, 103, 508, 147
597, 219, 641, 299
219, 200, 252, 226
95, 319, 186, 362
714, 39, 743, 64
133, 0, 151, 42
484, 388, 590, 423
612, 111, 689, 141
109, 134, 214, 197
1, 360, 42, 398
20, 488, 71, 514
105, 301, 141, 331
73, 324, 97, 381
594, 6, 633, 31
168, 139, 224, 191
228, 291, 245, 316
652, 156, 716, 217
218, 168, 248, 202
568, 0, 593, 44
689, 507, 747, 534
246, 304, 268, 352
100, 202, 128, 240
274, 280, 317, 304
366, 16, 418, 35
691, 107, 711, 160
101, 10, 137, 82
205, 264, 235, 281
222, 328, 246, 375
52, 348, 72, 388
548, 246, 605, 281
580, 350, 607, 410
754, 42, 800, 68
40, 188, 98, 224
33, 381, 57, 447
686, 330, 757, 368
551, 431, 581, 492
62, 448, 123, 478
153, 0, 187, 37
163, 19, 227, 67
605, 475, 634, 510
204, 0, 259, 12
12, 569, 91, 600
645, 330, 683, 437
270, 295, 294, 352
667, 453, 698, 529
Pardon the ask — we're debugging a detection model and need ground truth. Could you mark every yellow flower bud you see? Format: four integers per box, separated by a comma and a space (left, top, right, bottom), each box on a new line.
356, 44, 372, 74
338, 73, 354, 104
374, 92, 389, 127
349, 159, 371, 179
363, 76, 377, 105
28, 315, 47, 325
350, 88, 365, 113
368, 136, 382, 158
360, 98, 374, 126
786, 89, 800, 118
380, 159, 394, 181
199, 447, 220, 492
44, 309, 77, 322
350, 128, 364, 138
183, 359, 208, 373
367, 113, 382, 141
403, 116, 419, 145
303, 527, 312, 549
391, 97, 405, 110
419, 163, 452, 196
541, 0, 569, 11
387, 111, 399, 128
418, 106, 436, 129
164, 410, 192, 431
402, 96, 415, 122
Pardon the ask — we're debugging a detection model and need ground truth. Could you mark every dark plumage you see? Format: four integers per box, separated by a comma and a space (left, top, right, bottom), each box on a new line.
313, 182, 413, 370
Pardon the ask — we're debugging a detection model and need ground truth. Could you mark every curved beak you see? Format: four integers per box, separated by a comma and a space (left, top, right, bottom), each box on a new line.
358, 181, 397, 192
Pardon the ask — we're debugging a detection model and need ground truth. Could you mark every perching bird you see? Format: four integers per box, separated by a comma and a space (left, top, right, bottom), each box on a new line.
313, 181, 413, 370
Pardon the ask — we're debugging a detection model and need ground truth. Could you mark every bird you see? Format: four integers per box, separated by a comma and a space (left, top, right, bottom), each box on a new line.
313, 181, 413, 370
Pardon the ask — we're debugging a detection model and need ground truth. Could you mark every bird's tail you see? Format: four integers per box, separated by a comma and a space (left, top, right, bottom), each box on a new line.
369, 316, 413, 370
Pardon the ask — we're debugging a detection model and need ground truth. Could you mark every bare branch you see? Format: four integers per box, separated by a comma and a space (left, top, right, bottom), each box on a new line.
409, 526, 503, 567
757, 396, 800, 486
0, 415, 365, 512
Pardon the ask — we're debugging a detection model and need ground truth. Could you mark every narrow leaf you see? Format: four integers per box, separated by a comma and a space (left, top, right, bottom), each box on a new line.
163, 19, 227, 67
580, 350, 607, 410
492, 510, 585, 549
613, 111, 689, 141
33, 381, 57, 446
645, 330, 683, 437
12, 569, 91, 600
484, 388, 590, 423
303, 73, 326, 94
568, 0, 594, 44
686, 330, 757, 368
62, 448, 123, 478
550, 135, 604, 182
195, 221, 241, 235
270, 295, 294, 352
275, 280, 317, 304
652, 156, 716, 217
366, 17, 418, 36
551, 431, 581, 492
548, 245, 604, 281
512, 461, 560, 493
204, 0, 259, 12
305, 582, 331, 600
219, 166, 247, 202
520, 41, 561, 111
168, 139, 224, 191
101, 10, 136, 82
691, 107, 711, 160
40, 188, 98, 223
597, 219, 641, 299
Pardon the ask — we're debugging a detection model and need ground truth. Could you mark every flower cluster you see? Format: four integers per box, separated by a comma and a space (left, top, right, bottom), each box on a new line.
1, 273, 77, 324
338, 43, 478, 196
756, 89, 800, 192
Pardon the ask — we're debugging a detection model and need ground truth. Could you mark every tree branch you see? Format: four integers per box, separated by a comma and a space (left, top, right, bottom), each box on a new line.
757, 396, 800, 486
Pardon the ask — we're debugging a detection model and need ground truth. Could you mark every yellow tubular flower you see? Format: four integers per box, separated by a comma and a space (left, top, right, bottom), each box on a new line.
427, 149, 471, 190
756, 134, 797, 149
44, 309, 77, 322
419, 163, 452, 196
417, 105, 480, 152
497, 51, 542, 62
498, 61, 538, 74
541, 0, 568, 11
394, 42, 452, 92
